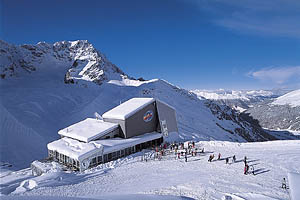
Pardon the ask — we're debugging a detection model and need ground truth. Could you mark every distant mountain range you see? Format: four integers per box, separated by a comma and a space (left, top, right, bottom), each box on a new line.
191, 89, 290, 112
0, 40, 296, 169
245, 89, 300, 132
191, 89, 300, 133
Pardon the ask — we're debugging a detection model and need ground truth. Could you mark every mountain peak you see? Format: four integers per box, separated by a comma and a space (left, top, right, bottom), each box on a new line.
0, 40, 126, 84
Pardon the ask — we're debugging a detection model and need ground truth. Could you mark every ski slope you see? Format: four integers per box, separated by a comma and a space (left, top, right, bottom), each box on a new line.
1, 140, 299, 200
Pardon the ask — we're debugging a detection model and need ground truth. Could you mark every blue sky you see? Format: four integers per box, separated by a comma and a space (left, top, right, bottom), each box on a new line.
1, 0, 300, 90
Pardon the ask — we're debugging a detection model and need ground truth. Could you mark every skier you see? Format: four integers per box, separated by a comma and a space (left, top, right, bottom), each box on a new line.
282, 178, 287, 189
244, 164, 249, 175
185, 153, 188, 162
232, 155, 236, 163
218, 153, 221, 160
226, 157, 229, 164
209, 154, 214, 162
201, 148, 204, 153
192, 141, 195, 148
208, 155, 212, 162
177, 152, 181, 159
244, 156, 247, 165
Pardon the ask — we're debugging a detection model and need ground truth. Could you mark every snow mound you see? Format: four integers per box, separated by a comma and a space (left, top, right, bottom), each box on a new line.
272, 89, 300, 107
13, 180, 38, 194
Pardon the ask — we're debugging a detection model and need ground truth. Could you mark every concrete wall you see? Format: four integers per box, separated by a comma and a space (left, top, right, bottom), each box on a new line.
125, 102, 159, 138
156, 100, 178, 133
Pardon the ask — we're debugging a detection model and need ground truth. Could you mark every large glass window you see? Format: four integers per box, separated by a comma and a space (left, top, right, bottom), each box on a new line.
108, 153, 112, 161
112, 152, 116, 159
97, 156, 102, 164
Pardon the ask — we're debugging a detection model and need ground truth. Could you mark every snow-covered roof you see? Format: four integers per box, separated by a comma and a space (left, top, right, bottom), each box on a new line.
47, 137, 104, 161
288, 172, 300, 200
47, 132, 162, 161
58, 118, 119, 143
102, 98, 155, 120
99, 132, 162, 154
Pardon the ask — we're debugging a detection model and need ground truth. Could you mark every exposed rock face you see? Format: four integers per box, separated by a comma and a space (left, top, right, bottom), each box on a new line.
0, 40, 127, 84
246, 103, 300, 132
205, 100, 277, 142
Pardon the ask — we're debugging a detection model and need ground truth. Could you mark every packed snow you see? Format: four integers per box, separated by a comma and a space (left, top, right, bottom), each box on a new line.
272, 89, 300, 107
102, 98, 155, 120
58, 118, 118, 142
1, 140, 299, 200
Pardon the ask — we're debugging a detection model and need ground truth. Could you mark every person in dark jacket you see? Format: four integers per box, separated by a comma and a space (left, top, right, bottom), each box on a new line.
244, 164, 249, 175
282, 178, 287, 189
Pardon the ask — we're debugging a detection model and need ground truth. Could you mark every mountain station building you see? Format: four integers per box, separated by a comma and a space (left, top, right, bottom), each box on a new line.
45, 98, 178, 171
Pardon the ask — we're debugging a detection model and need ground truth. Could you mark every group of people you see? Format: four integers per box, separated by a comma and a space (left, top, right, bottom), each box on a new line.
208, 153, 236, 165
154, 142, 257, 176
171, 141, 205, 162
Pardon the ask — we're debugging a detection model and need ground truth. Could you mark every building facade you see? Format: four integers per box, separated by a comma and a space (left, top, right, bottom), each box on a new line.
44, 98, 178, 172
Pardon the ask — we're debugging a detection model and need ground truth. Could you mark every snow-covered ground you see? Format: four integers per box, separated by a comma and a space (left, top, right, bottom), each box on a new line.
1, 140, 299, 200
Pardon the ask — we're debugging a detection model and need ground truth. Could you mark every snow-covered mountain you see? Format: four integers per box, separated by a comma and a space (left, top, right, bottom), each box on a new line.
0, 40, 285, 169
272, 89, 300, 107
0, 40, 126, 84
191, 89, 289, 112
246, 89, 300, 133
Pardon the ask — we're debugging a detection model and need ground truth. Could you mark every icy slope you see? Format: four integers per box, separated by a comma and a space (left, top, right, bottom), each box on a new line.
0, 40, 277, 169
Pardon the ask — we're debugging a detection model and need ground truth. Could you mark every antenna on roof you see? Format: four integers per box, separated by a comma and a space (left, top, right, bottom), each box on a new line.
94, 112, 103, 120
